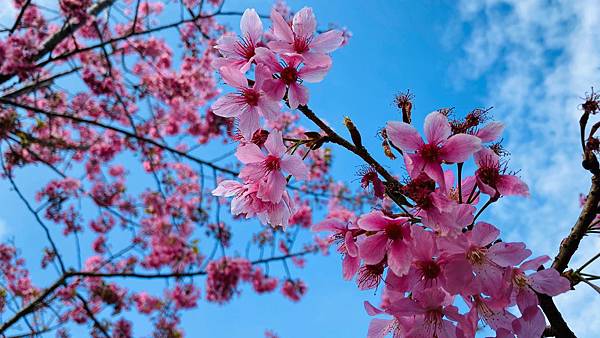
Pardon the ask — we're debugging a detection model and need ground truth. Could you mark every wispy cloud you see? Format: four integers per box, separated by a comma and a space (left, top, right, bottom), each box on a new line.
454, 0, 600, 335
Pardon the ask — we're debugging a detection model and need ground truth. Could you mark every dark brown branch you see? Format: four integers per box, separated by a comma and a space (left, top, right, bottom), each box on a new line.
0, 250, 313, 334
0, 98, 352, 202
75, 293, 110, 338
552, 176, 600, 273
296, 104, 412, 208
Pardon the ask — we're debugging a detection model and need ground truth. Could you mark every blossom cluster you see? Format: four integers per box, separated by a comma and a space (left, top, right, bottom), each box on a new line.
313, 111, 571, 338
212, 7, 573, 338
212, 7, 344, 228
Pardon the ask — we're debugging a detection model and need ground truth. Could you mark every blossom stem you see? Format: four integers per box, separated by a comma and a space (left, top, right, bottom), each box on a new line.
576, 252, 600, 273
296, 104, 413, 212
457, 162, 463, 204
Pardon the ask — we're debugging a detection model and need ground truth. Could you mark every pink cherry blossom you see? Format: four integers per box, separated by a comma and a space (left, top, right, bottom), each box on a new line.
438, 222, 531, 296
255, 47, 330, 108
389, 288, 463, 338
474, 148, 529, 198
237, 130, 308, 202
211, 65, 280, 138
214, 8, 264, 72
357, 211, 412, 276
212, 179, 295, 228
387, 111, 482, 189
268, 7, 344, 68
312, 217, 360, 280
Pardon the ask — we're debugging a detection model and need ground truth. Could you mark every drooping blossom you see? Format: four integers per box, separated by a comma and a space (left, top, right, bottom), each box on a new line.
212, 179, 295, 228
312, 217, 361, 280
474, 147, 529, 198
237, 130, 308, 203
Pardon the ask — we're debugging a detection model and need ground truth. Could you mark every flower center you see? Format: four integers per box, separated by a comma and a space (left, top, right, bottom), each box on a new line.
385, 224, 403, 241
418, 259, 441, 280
242, 89, 260, 106
513, 270, 528, 288
402, 173, 436, 208
280, 66, 299, 85
466, 247, 486, 265
419, 143, 441, 162
236, 36, 256, 60
264, 155, 281, 172
477, 166, 501, 188
293, 36, 312, 54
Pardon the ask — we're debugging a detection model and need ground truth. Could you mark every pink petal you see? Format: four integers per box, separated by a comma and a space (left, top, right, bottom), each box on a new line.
358, 233, 388, 264
238, 108, 260, 139
288, 83, 309, 109
520, 255, 550, 271
441, 134, 482, 163
474, 147, 500, 168
424, 161, 446, 190
311, 29, 344, 53
299, 65, 330, 83
470, 222, 499, 247
311, 218, 345, 232
410, 226, 436, 259
281, 156, 308, 179
476, 175, 497, 196
364, 301, 384, 316
211, 93, 243, 117
262, 79, 287, 100
424, 112, 451, 144
240, 8, 263, 43
488, 242, 531, 267
476, 122, 504, 143
214, 34, 239, 57
254, 47, 282, 72
265, 130, 286, 155
235, 143, 264, 163
292, 7, 316, 39
529, 269, 570, 296
258, 172, 286, 203
253, 64, 272, 90
267, 40, 294, 53
301, 52, 332, 68
257, 96, 280, 121
270, 9, 293, 43
357, 211, 391, 231
512, 306, 545, 338
345, 231, 358, 257
212, 180, 242, 197
342, 254, 360, 280
388, 240, 412, 276
367, 319, 394, 338
388, 297, 424, 316
219, 66, 247, 89
386, 121, 424, 151
498, 175, 530, 197
443, 258, 473, 295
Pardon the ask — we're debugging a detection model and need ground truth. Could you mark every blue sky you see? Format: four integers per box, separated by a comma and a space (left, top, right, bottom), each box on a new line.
1, 0, 600, 337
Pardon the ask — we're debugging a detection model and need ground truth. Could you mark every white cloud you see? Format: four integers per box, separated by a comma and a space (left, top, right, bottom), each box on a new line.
455, 0, 600, 336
